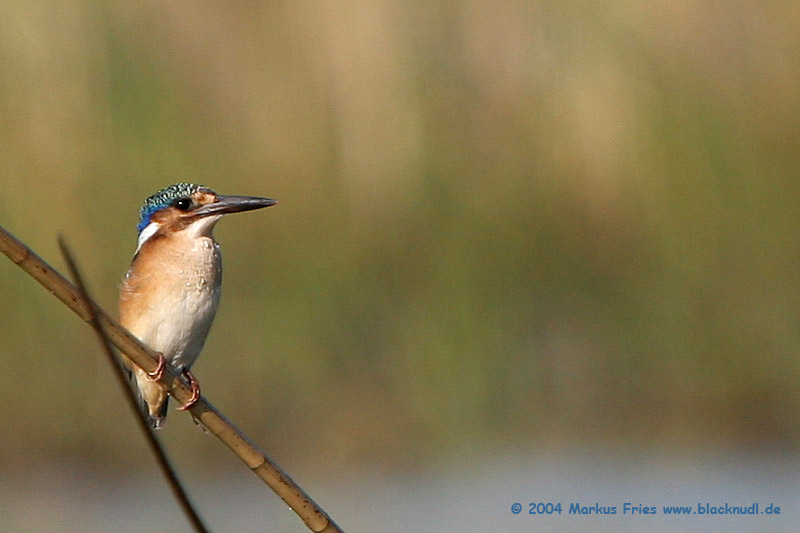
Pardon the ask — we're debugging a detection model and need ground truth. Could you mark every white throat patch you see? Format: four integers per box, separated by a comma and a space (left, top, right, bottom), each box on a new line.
135, 222, 160, 254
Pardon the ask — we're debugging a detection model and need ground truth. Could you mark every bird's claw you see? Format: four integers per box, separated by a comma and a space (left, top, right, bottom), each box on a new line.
146, 352, 167, 381
176, 369, 201, 411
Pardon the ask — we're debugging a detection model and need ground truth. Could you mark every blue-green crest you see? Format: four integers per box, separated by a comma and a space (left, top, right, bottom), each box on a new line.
137, 183, 209, 232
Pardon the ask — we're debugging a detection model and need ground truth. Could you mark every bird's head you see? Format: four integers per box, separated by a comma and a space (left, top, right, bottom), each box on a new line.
135, 183, 276, 252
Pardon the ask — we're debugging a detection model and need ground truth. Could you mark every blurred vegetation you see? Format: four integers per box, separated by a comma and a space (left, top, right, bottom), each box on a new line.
1, 2, 799, 472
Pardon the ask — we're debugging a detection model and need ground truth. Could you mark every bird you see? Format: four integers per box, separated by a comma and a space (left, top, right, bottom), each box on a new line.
118, 182, 276, 429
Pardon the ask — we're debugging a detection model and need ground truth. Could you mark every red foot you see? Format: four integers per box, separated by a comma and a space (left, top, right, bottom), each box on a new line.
147, 353, 167, 380
176, 369, 201, 411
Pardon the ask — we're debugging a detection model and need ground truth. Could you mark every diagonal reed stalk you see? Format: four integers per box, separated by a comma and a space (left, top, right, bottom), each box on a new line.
58, 236, 210, 533
0, 224, 343, 533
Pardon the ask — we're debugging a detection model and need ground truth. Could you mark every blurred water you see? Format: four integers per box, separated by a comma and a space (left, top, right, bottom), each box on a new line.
1, 452, 796, 532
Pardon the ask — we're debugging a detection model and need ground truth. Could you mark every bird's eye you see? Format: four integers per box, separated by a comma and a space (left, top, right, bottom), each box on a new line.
173, 198, 192, 211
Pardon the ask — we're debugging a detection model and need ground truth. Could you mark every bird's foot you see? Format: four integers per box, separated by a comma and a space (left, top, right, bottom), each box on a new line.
176, 369, 201, 411
146, 352, 167, 381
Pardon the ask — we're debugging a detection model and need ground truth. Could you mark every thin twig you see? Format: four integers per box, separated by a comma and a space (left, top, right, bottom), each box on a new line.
0, 224, 343, 533
58, 237, 210, 533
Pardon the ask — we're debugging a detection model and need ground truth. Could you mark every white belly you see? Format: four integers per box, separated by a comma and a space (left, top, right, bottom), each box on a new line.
121, 234, 222, 371
143, 279, 220, 370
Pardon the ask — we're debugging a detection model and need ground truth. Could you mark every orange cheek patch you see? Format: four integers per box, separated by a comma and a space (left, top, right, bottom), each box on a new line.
193, 191, 218, 207
150, 207, 192, 232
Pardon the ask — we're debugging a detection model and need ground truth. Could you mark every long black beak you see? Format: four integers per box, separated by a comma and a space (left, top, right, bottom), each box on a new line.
194, 195, 277, 217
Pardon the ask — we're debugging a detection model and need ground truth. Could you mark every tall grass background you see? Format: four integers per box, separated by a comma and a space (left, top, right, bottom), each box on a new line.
1, 2, 798, 476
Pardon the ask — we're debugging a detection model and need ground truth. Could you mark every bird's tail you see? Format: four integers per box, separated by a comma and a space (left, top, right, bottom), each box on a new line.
121, 360, 168, 429
149, 397, 169, 429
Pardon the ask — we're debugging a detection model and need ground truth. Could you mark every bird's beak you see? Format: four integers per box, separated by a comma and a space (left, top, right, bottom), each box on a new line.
193, 195, 277, 217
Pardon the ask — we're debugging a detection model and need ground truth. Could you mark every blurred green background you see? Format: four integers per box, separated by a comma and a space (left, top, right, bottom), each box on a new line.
0, 2, 799, 529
